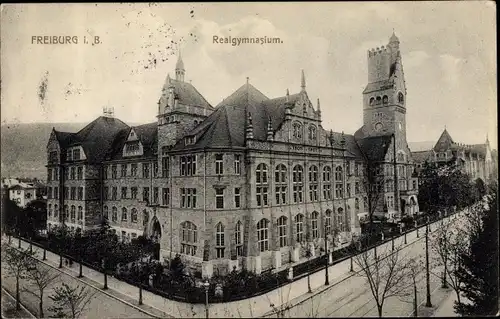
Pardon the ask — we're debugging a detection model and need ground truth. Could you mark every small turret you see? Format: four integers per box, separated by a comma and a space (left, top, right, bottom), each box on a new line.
267, 117, 274, 141
301, 70, 306, 92
175, 49, 185, 82
286, 88, 289, 102
317, 98, 321, 115
246, 112, 254, 140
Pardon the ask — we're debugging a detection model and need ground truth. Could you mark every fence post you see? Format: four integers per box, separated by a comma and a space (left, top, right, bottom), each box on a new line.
139, 285, 143, 305
42, 245, 47, 260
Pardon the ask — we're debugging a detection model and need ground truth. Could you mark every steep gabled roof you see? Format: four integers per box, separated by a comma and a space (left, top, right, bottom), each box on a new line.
61, 116, 130, 163
411, 150, 434, 163
363, 80, 393, 94
433, 128, 454, 152
261, 93, 301, 132
357, 134, 393, 162
106, 122, 158, 160
169, 78, 213, 109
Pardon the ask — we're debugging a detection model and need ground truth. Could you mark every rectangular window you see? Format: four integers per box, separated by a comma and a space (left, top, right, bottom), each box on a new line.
179, 155, 196, 176
335, 183, 343, 198
162, 157, 170, 177
293, 185, 303, 203
121, 187, 127, 199
412, 180, 417, 190
103, 187, 109, 200
180, 188, 197, 208
70, 167, 76, 180
234, 155, 241, 175
54, 169, 58, 181
131, 187, 138, 199
162, 188, 170, 206
48, 169, 52, 181
77, 187, 83, 200
309, 185, 318, 202
73, 149, 80, 160
323, 184, 332, 200
64, 187, 69, 199
256, 186, 268, 207
112, 187, 117, 200
111, 165, 117, 179
64, 168, 69, 181
142, 163, 150, 178
143, 187, 149, 202
67, 149, 73, 161
131, 163, 138, 176
103, 166, 108, 179
77, 166, 83, 179
215, 154, 224, 175
153, 162, 158, 177
215, 188, 224, 209
70, 187, 76, 200
355, 182, 360, 194
121, 164, 127, 177
276, 186, 287, 205
48, 187, 52, 199
234, 188, 241, 208
54, 187, 59, 199
346, 184, 351, 198
153, 187, 159, 204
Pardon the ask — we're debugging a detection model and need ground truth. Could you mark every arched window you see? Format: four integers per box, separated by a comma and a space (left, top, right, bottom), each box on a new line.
293, 165, 304, 203
311, 211, 319, 239
295, 214, 304, 242
275, 164, 287, 205
308, 125, 317, 141
277, 216, 287, 248
48, 204, 52, 217
355, 198, 360, 211
194, 120, 198, 126
369, 97, 375, 106
337, 207, 344, 231
235, 221, 243, 256
293, 122, 302, 138
143, 210, 149, 226
382, 95, 388, 104
309, 165, 319, 202
215, 222, 225, 258
131, 208, 138, 223
181, 221, 198, 256
256, 163, 269, 207
376, 96, 382, 104
257, 219, 269, 252
70, 205, 76, 221
112, 206, 118, 221
325, 210, 332, 234
121, 208, 128, 221
397, 152, 405, 162
54, 204, 58, 218
103, 206, 109, 220
77, 206, 83, 220
398, 92, 404, 104
335, 166, 343, 180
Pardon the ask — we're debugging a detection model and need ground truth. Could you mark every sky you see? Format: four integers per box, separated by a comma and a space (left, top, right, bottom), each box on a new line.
1, 2, 497, 148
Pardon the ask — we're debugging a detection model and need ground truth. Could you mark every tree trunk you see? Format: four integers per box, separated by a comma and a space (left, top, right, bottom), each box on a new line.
413, 281, 418, 317
377, 305, 383, 318
16, 276, 20, 310
39, 300, 44, 318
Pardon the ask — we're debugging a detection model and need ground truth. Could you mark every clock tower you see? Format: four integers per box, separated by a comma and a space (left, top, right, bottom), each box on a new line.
361, 32, 407, 146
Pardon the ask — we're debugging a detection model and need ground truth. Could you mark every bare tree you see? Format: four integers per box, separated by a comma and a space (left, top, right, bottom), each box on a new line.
353, 239, 412, 318
48, 282, 96, 318
2, 245, 36, 311
398, 256, 425, 317
266, 283, 292, 318
430, 217, 466, 304
361, 162, 386, 252
23, 260, 60, 318
297, 228, 314, 294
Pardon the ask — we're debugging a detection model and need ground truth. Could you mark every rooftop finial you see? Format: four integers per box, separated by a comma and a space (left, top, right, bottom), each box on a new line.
301, 69, 306, 91
267, 117, 274, 141
317, 98, 321, 114
175, 47, 185, 81
246, 77, 249, 85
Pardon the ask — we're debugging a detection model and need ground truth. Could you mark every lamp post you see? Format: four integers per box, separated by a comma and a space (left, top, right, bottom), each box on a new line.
324, 224, 329, 285
425, 220, 432, 307
204, 280, 210, 319
102, 258, 108, 290
349, 236, 354, 272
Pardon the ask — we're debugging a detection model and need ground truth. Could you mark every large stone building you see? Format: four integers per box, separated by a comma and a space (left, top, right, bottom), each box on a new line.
46, 33, 419, 277
412, 129, 496, 182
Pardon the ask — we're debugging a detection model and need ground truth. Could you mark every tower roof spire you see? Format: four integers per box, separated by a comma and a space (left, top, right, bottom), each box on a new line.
176, 47, 184, 71
301, 69, 306, 91
389, 30, 399, 44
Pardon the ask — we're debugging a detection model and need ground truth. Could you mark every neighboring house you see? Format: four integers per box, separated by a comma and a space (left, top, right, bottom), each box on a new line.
412, 129, 496, 183
46, 33, 419, 278
9, 183, 40, 208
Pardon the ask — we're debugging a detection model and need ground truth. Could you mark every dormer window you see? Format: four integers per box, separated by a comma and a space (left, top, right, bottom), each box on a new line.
185, 136, 195, 145
73, 149, 80, 160
67, 149, 73, 161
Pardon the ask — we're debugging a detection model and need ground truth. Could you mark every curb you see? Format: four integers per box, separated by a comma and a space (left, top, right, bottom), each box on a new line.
9, 240, 172, 319
1, 286, 37, 319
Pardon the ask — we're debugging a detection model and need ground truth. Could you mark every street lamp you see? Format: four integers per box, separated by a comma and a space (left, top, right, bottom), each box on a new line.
324, 224, 329, 285
203, 280, 210, 319
425, 220, 432, 307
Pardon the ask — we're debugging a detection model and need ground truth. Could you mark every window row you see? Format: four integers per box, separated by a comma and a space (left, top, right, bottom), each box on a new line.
55, 187, 84, 200
103, 206, 144, 224
105, 162, 158, 179
48, 204, 84, 221
292, 122, 317, 140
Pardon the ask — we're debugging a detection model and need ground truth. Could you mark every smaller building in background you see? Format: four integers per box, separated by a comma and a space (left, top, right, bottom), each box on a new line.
4, 178, 46, 208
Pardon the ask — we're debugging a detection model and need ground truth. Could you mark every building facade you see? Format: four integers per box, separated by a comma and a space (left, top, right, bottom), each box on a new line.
412, 128, 496, 182
46, 33, 419, 277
